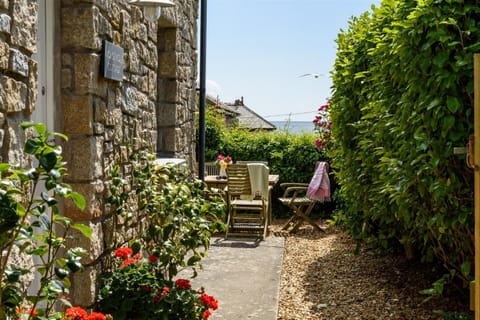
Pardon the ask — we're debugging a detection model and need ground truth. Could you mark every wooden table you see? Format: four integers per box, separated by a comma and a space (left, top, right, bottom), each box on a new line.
204, 174, 280, 225
204, 174, 279, 189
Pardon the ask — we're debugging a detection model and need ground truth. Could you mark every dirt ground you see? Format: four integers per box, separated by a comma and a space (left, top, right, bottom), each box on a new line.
271, 219, 472, 320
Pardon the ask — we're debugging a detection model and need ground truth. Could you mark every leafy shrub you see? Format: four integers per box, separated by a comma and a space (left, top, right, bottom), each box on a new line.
206, 127, 334, 217
0, 123, 104, 319
98, 148, 225, 319
98, 247, 217, 320
329, 0, 480, 284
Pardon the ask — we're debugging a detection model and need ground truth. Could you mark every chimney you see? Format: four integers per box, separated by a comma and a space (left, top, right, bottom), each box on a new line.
234, 97, 244, 106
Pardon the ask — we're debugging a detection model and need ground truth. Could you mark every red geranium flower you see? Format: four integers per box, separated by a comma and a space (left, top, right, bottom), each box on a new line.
114, 247, 133, 259
121, 258, 137, 268
64, 306, 88, 320
203, 310, 212, 319
200, 293, 218, 310
175, 278, 191, 289
16, 308, 38, 317
87, 312, 106, 320
149, 255, 158, 263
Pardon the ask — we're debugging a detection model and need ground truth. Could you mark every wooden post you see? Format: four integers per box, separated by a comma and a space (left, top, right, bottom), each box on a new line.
474, 53, 480, 320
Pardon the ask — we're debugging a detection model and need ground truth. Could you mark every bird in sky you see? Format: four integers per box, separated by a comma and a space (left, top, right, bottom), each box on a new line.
298, 73, 324, 78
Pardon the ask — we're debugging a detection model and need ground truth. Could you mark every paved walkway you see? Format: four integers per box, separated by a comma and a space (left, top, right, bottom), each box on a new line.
178, 236, 285, 320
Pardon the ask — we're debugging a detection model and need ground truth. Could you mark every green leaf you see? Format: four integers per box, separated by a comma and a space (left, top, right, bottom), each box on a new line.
24, 139, 40, 154
460, 262, 471, 278
71, 223, 92, 239
427, 98, 441, 110
0, 163, 10, 172
39, 152, 58, 172
54, 267, 69, 279
187, 255, 201, 266
68, 192, 86, 210
446, 96, 460, 114
441, 115, 455, 131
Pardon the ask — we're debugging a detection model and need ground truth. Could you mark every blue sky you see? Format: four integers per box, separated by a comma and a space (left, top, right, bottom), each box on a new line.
204, 0, 380, 121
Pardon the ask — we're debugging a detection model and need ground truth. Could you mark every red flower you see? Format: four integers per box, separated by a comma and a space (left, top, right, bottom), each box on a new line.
114, 247, 132, 259
142, 285, 152, 292
154, 286, 170, 303
175, 278, 191, 289
203, 310, 212, 319
200, 293, 218, 310
16, 308, 38, 317
64, 307, 88, 320
133, 253, 142, 260
121, 258, 137, 268
149, 255, 158, 263
87, 312, 106, 320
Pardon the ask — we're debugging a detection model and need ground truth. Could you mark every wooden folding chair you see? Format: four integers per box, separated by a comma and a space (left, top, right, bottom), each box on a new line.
225, 164, 269, 239
279, 162, 329, 233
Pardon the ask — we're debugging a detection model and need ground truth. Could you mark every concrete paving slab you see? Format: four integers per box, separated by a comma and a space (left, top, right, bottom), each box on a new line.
178, 236, 285, 320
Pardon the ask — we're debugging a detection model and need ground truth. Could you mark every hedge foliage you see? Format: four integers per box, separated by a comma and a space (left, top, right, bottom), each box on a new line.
200, 110, 331, 216
330, 0, 480, 283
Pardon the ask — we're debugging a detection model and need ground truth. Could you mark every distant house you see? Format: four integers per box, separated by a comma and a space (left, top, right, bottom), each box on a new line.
226, 97, 276, 131
206, 95, 239, 127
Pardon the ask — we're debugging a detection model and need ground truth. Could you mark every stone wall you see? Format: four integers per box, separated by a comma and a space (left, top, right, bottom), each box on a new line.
0, 0, 199, 308
0, 0, 37, 164
58, 0, 199, 306
157, 0, 198, 163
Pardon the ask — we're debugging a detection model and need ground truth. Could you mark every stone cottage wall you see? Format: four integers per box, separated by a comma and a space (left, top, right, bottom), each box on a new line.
0, 0, 199, 309
157, 0, 198, 163
0, 0, 37, 164
58, 0, 199, 306
0, 0, 39, 294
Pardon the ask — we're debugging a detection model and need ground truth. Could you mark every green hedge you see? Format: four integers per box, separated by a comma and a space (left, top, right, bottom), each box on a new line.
206, 127, 334, 217
330, 0, 479, 283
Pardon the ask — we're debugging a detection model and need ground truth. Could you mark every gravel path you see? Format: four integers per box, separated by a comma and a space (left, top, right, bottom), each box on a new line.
271, 219, 472, 320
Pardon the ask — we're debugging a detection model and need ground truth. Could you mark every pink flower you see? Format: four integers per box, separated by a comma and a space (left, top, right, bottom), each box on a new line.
315, 138, 326, 149
216, 154, 224, 161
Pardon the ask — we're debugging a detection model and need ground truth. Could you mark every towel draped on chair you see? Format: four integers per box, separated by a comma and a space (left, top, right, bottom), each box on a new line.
306, 162, 331, 202
242, 163, 269, 201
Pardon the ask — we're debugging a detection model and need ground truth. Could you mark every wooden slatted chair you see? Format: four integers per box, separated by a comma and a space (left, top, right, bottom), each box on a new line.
225, 164, 269, 239
278, 162, 329, 233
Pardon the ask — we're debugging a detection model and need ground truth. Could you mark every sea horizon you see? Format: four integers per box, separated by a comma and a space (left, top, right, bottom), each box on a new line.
270, 121, 315, 135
